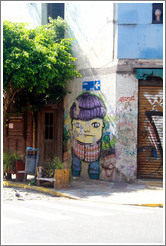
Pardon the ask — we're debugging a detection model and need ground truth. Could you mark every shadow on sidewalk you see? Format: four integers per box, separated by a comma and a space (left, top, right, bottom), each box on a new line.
3, 175, 163, 200
58, 176, 163, 199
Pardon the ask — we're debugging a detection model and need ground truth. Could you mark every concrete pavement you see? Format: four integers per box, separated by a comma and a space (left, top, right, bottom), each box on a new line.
3, 176, 164, 207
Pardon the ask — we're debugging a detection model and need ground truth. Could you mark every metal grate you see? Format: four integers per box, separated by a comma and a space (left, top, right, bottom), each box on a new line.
137, 82, 163, 179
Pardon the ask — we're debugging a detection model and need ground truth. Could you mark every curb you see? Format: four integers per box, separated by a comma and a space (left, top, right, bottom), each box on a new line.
3, 181, 80, 200
79, 198, 163, 208
3, 180, 163, 208
130, 203, 163, 208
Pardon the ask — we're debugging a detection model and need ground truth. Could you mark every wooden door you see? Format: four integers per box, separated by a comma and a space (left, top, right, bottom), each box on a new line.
44, 112, 54, 161
5, 113, 26, 156
137, 79, 163, 179
38, 103, 64, 164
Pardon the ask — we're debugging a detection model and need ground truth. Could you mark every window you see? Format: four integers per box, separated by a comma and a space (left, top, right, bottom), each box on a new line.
45, 113, 54, 139
152, 3, 163, 24
47, 3, 64, 20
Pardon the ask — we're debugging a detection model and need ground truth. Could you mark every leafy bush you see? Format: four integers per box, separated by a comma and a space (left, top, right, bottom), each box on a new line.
42, 156, 65, 178
29, 178, 37, 186
3, 17, 81, 118
3, 151, 23, 172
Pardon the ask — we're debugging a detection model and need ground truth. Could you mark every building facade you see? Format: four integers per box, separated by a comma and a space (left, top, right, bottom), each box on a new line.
3, 2, 164, 182
63, 2, 163, 181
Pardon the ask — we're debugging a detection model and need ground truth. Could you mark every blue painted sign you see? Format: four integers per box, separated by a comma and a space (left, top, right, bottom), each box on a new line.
82, 80, 101, 91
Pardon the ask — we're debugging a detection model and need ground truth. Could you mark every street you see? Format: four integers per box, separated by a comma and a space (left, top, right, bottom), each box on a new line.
2, 189, 163, 244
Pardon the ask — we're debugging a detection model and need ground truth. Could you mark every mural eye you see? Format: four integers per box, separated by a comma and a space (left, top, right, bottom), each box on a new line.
91, 122, 100, 128
74, 123, 81, 128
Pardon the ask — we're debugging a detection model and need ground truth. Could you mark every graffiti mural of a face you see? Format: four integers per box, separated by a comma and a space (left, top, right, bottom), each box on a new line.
72, 118, 104, 144
70, 92, 106, 179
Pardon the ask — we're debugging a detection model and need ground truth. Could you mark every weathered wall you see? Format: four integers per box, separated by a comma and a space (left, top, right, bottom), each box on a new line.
118, 3, 163, 59
65, 2, 115, 69
64, 2, 118, 180
137, 81, 163, 178
64, 2, 162, 181
64, 72, 139, 182
64, 73, 117, 180
64, 2, 140, 181
2, 2, 41, 28
116, 74, 138, 181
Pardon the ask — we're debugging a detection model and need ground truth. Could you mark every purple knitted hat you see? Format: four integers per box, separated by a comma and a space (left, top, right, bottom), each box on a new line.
70, 93, 106, 121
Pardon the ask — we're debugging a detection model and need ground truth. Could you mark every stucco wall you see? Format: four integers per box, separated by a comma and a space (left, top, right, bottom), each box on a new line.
64, 73, 117, 180
2, 2, 41, 28
118, 3, 163, 59
64, 73, 139, 182
116, 74, 138, 181
65, 2, 115, 69
64, 2, 119, 180
64, 2, 140, 181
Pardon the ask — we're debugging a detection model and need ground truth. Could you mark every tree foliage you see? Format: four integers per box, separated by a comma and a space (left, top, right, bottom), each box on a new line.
3, 17, 81, 115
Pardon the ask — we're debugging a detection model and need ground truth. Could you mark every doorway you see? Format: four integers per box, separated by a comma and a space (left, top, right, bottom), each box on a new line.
38, 103, 64, 164
137, 78, 163, 179
44, 112, 54, 161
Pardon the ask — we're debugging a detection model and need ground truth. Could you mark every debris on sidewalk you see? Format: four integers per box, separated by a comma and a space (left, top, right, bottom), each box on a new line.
3, 187, 67, 201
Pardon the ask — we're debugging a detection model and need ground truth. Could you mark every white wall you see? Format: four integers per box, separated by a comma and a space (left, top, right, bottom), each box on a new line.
116, 73, 138, 181
2, 2, 41, 28
63, 2, 119, 180
65, 2, 115, 70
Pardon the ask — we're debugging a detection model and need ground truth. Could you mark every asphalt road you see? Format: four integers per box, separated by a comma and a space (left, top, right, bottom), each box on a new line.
2, 190, 163, 244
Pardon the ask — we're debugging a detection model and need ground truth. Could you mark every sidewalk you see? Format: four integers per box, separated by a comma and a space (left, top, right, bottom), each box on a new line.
3, 176, 164, 207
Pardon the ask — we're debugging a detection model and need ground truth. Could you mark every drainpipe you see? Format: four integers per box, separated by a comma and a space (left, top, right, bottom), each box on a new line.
113, 3, 118, 60
41, 3, 48, 25
32, 111, 37, 148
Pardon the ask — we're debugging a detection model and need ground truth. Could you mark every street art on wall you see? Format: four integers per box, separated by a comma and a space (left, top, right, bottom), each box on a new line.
117, 90, 137, 145
69, 92, 116, 180
100, 149, 116, 178
137, 86, 163, 178
144, 90, 163, 110
64, 88, 138, 181
139, 111, 163, 174
115, 89, 137, 181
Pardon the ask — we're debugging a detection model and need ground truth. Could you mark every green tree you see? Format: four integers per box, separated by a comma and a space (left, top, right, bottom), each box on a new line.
3, 17, 81, 146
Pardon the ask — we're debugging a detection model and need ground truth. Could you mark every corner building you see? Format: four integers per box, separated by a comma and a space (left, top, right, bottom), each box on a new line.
63, 2, 163, 182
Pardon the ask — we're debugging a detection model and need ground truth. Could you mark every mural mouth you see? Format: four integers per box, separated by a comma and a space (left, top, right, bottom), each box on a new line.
84, 134, 95, 137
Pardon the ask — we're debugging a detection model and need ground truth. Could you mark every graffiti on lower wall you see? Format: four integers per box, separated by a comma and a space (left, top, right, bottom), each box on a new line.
138, 111, 163, 176
64, 89, 138, 181
137, 87, 163, 177
119, 91, 136, 104
100, 149, 116, 178
144, 90, 163, 110
116, 90, 137, 181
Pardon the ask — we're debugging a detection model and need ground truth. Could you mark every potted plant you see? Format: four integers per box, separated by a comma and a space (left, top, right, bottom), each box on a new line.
3, 151, 24, 180
36, 156, 70, 189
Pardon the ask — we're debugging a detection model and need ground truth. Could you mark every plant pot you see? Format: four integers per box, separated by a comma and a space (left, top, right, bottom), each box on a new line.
54, 169, 70, 189
5, 173, 12, 180
16, 160, 25, 181
5, 168, 14, 180
36, 167, 70, 189
36, 166, 56, 187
